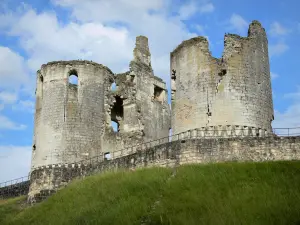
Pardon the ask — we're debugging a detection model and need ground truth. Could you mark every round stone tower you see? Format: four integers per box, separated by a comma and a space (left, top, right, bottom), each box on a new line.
31, 60, 114, 169
170, 20, 274, 135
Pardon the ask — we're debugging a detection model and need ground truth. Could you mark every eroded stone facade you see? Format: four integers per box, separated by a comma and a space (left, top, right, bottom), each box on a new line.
28, 136, 300, 202
28, 21, 281, 202
31, 36, 171, 170
171, 21, 274, 134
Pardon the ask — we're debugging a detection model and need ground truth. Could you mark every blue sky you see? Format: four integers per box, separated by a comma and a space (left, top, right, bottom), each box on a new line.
0, 0, 299, 182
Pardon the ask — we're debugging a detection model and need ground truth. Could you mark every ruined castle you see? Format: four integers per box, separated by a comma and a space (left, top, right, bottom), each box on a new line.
28, 21, 300, 202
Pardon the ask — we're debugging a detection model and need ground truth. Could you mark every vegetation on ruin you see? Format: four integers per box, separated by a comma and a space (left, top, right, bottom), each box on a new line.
1, 161, 300, 225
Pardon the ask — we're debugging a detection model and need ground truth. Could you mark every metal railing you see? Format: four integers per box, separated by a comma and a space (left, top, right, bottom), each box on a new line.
0, 176, 29, 188
0, 176, 30, 199
0, 126, 299, 199
272, 127, 300, 136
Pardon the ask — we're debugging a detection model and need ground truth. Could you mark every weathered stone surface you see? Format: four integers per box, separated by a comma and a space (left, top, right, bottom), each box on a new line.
29, 36, 171, 200
170, 21, 273, 134
28, 20, 289, 203
28, 136, 300, 203
32, 60, 114, 169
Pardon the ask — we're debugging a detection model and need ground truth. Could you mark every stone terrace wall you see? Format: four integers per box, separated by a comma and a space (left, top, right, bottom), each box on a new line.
28, 136, 300, 203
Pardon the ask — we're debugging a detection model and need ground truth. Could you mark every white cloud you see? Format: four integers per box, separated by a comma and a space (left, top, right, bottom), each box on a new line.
0, 115, 26, 130
199, 3, 214, 13
0, 46, 29, 90
283, 86, 300, 99
0, 91, 18, 104
269, 22, 290, 36
271, 72, 279, 80
2, 2, 197, 88
194, 24, 205, 33
8, 9, 133, 72
52, 0, 166, 24
269, 42, 289, 57
178, 1, 198, 19
12, 100, 35, 113
273, 86, 300, 131
178, 1, 214, 19
273, 105, 300, 128
229, 13, 248, 34
0, 145, 31, 183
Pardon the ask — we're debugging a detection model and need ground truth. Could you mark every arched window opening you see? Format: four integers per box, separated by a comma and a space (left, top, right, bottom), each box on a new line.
111, 82, 117, 91
69, 75, 78, 85
68, 69, 78, 85
104, 152, 111, 160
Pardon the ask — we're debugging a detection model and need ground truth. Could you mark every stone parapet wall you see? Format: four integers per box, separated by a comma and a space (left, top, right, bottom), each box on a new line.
172, 125, 271, 139
28, 136, 300, 203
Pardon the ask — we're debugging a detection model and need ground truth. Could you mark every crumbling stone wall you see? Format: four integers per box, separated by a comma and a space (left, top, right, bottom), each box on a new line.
29, 20, 280, 203
32, 60, 114, 169
102, 36, 171, 155
28, 136, 300, 203
30, 36, 171, 198
171, 21, 274, 134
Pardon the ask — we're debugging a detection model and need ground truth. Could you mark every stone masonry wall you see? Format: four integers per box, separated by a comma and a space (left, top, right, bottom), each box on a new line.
170, 20, 274, 134
28, 136, 300, 202
101, 36, 171, 155
32, 61, 114, 169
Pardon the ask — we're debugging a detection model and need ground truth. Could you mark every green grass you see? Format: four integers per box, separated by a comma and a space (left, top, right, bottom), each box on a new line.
0, 196, 27, 224
1, 161, 300, 225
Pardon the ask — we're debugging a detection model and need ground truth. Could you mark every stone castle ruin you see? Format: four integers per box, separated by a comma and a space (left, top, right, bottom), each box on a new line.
27, 21, 300, 202
32, 35, 170, 169
171, 20, 273, 135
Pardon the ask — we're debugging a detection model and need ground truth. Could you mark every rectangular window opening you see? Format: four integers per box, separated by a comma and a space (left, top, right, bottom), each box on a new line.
104, 152, 111, 160
154, 85, 164, 102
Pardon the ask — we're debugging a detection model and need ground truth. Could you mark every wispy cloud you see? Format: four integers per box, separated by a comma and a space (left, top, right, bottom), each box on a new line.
0, 91, 18, 104
269, 42, 289, 57
283, 86, 300, 99
199, 3, 214, 13
271, 72, 279, 80
179, 1, 214, 20
269, 22, 290, 36
12, 100, 35, 113
0, 145, 31, 183
229, 13, 248, 34
273, 86, 300, 128
0, 114, 26, 130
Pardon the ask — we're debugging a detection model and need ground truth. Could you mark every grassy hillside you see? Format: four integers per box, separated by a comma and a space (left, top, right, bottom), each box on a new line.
1, 161, 300, 225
